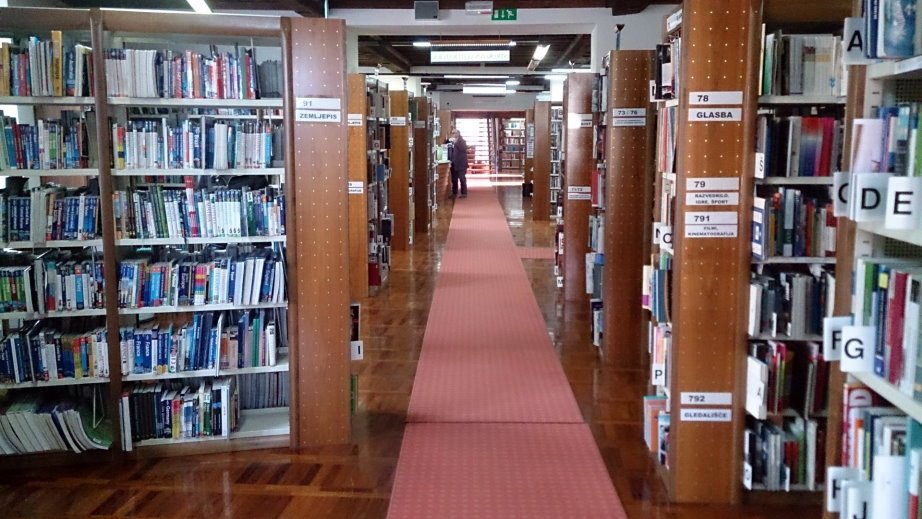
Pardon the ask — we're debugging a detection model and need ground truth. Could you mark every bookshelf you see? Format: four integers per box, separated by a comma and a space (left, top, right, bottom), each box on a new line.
412, 96, 431, 235
388, 90, 413, 251
550, 105, 564, 218
561, 73, 595, 302
499, 116, 526, 175
601, 50, 655, 367
532, 101, 551, 222
0, 7, 350, 462
435, 109, 451, 206
524, 108, 535, 196
347, 74, 391, 299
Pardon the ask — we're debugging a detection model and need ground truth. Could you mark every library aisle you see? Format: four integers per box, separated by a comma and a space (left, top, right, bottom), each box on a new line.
388, 177, 624, 517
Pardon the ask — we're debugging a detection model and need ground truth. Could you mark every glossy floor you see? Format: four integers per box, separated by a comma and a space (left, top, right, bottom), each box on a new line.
0, 184, 820, 518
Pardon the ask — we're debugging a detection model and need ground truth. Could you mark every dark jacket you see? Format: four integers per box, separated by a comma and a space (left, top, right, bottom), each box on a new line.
448, 138, 469, 172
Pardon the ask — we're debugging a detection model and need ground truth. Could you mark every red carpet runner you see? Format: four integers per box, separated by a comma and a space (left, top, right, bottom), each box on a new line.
387, 181, 627, 518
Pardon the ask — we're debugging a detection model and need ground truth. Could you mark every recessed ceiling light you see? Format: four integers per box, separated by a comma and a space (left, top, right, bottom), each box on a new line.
413, 41, 432, 48
544, 74, 567, 81
443, 74, 510, 79
532, 44, 550, 61
462, 85, 513, 95
186, 0, 212, 14
505, 79, 520, 86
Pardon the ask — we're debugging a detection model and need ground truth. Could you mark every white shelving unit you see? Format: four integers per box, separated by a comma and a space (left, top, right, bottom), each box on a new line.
0, 376, 109, 390
112, 168, 283, 177
133, 407, 290, 447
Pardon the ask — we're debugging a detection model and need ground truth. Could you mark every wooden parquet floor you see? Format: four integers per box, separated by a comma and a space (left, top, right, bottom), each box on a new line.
0, 182, 821, 518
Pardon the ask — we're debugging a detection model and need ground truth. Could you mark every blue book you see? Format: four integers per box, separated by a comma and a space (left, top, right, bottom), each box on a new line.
882, 0, 916, 57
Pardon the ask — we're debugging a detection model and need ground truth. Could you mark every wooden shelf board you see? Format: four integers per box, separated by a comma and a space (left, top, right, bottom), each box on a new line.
0, 168, 99, 177
0, 96, 95, 105
108, 97, 283, 108
0, 376, 108, 389
754, 176, 834, 185
119, 301, 287, 315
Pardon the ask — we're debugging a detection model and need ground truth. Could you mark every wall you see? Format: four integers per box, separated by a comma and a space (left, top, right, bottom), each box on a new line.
433, 91, 538, 111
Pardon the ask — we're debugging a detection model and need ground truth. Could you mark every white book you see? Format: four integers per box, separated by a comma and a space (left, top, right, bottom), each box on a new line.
872, 455, 908, 519
242, 258, 254, 305
266, 323, 277, 367
902, 274, 922, 395
0, 415, 25, 454
251, 257, 266, 305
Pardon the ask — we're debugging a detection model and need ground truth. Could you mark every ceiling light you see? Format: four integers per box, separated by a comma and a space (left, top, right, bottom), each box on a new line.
505, 79, 520, 86
186, 0, 212, 14
532, 44, 550, 61
551, 68, 593, 73
413, 41, 432, 48
431, 39, 514, 48
443, 74, 510, 79
544, 74, 567, 81
432, 49, 510, 63
509, 41, 517, 47
462, 85, 512, 95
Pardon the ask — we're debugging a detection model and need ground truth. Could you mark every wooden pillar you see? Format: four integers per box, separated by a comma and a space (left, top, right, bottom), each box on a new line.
389, 91, 412, 250
414, 97, 431, 234
602, 50, 655, 367
562, 74, 595, 302
533, 101, 551, 222
347, 74, 369, 299
283, 16, 351, 447
668, 0, 760, 503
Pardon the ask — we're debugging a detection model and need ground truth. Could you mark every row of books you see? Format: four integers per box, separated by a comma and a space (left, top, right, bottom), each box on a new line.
0, 113, 92, 171
238, 372, 288, 410
653, 38, 681, 101
751, 190, 837, 259
862, 0, 922, 59
112, 185, 284, 240
853, 258, 922, 394
105, 47, 269, 100
745, 341, 828, 419
852, 105, 922, 178
760, 31, 844, 97
648, 323, 670, 388
111, 119, 279, 170
643, 254, 673, 324
755, 115, 843, 178
0, 391, 111, 455
117, 248, 286, 309
744, 416, 826, 491
0, 325, 109, 384
120, 309, 285, 376
585, 253, 603, 299
748, 269, 835, 339
589, 298, 602, 348
656, 104, 677, 174
643, 395, 669, 464
833, 382, 918, 519
0, 36, 94, 97
120, 378, 239, 445
1, 187, 100, 242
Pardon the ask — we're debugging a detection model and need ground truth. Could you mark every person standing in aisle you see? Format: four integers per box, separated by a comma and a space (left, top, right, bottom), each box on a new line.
446, 128, 468, 198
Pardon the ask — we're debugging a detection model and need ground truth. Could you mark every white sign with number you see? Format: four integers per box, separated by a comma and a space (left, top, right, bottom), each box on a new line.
684, 211, 737, 225
688, 91, 743, 105
296, 97, 342, 110
689, 108, 743, 122
680, 392, 732, 406
347, 113, 364, 126
686, 177, 740, 191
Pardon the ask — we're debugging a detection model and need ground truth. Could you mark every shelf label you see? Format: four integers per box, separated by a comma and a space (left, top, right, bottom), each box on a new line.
348, 181, 364, 194
680, 392, 732, 406
843, 18, 875, 65
823, 316, 853, 361
685, 224, 738, 238
833, 171, 851, 216
754, 152, 765, 179
414, 121, 426, 128
295, 97, 342, 110
347, 113, 364, 126
685, 191, 740, 206
688, 91, 743, 105
296, 109, 342, 123
688, 108, 742, 122
612, 107, 647, 127
840, 325, 876, 373
679, 408, 732, 422
390, 116, 407, 126
686, 177, 739, 191
556, 275, 564, 288
651, 363, 666, 385
666, 9, 682, 32
827, 467, 861, 512
568, 185, 591, 200
743, 461, 753, 490
684, 211, 737, 225
649, 80, 657, 102
568, 113, 593, 129
351, 340, 364, 361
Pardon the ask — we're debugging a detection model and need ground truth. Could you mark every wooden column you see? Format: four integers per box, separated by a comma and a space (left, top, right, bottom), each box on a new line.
283, 16, 351, 447
562, 74, 595, 302
414, 97, 431, 234
390, 91, 412, 250
347, 74, 369, 299
602, 50, 655, 367
668, 0, 760, 503
533, 101, 551, 222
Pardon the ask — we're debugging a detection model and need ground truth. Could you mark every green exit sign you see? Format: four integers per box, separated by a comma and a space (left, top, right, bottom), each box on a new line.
491, 8, 517, 21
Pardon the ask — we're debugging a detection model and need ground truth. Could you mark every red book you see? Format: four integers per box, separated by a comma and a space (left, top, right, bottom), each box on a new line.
887, 270, 909, 384
817, 118, 835, 176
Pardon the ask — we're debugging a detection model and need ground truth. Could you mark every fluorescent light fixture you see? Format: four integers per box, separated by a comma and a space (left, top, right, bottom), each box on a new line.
186, 0, 212, 14
509, 41, 517, 47
430, 39, 514, 48
462, 85, 512, 95
432, 49, 510, 63
443, 74, 510, 79
413, 41, 432, 48
532, 44, 550, 61
505, 79, 520, 86
551, 68, 593, 73
544, 74, 567, 81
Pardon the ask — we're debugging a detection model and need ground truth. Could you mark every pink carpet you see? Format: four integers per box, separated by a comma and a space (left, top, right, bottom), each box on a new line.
517, 246, 556, 260
387, 182, 627, 518
406, 181, 582, 423
388, 423, 628, 519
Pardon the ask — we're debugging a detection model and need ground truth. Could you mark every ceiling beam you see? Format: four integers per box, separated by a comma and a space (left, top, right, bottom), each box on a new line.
553, 34, 585, 68
367, 36, 413, 73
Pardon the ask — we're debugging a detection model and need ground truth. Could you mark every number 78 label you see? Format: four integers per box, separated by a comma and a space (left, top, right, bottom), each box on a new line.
688, 91, 743, 105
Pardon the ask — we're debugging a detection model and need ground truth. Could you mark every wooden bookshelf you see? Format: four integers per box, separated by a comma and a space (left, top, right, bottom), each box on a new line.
524, 108, 535, 189
413, 97, 431, 234
602, 50, 655, 368
532, 101, 552, 222
389, 91, 412, 251
435, 109, 452, 206
0, 7, 351, 460
562, 73, 595, 302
